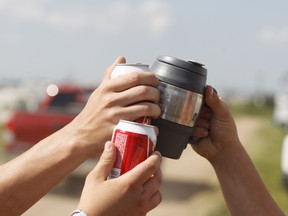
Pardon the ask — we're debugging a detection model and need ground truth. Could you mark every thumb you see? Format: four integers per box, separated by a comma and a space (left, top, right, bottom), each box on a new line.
122, 151, 162, 185
91, 141, 116, 182
205, 85, 228, 117
103, 56, 126, 80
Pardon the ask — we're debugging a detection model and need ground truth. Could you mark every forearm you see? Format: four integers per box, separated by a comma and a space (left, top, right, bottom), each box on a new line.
211, 144, 285, 216
0, 126, 88, 215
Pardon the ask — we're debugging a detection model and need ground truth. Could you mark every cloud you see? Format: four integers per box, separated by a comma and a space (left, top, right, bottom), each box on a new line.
46, 10, 89, 30
0, 0, 7, 10
92, 1, 172, 38
0, 0, 89, 30
0, 0, 44, 19
260, 26, 288, 43
141, 1, 171, 37
0, 0, 172, 37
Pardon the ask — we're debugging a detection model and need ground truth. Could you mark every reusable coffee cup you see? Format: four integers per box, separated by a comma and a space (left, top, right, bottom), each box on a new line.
150, 56, 207, 159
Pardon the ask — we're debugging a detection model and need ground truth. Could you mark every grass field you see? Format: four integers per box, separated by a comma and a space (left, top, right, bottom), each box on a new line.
212, 103, 288, 215
251, 118, 288, 213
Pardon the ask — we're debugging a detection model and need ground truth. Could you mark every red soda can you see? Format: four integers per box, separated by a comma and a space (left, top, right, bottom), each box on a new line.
110, 63, 151, 124
108, 120, 157, 179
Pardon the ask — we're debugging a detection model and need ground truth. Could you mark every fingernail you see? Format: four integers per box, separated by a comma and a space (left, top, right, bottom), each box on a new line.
206, 86, 213, 99
105, 141, 112, 152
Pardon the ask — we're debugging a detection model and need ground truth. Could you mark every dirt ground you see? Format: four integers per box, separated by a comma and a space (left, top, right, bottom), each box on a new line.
22, 117, 263, 216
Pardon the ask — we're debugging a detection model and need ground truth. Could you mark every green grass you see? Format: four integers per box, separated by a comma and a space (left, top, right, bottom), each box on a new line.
229, 101, 274, 117
212, 103, 288, 215
251, 119, 288, 213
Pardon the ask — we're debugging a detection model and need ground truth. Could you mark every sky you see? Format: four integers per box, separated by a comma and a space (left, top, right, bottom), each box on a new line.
1, 0, 288, 94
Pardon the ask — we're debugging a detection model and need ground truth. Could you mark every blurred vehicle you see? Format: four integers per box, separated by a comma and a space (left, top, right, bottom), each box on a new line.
3, 83, 97, 178
281, 134, 288, 190
273, 91, 288, 190
0, 86, 38, 124
273, 91, 288, 127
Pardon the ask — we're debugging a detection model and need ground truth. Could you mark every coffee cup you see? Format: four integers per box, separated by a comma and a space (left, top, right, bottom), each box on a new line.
150, 56, 207, 159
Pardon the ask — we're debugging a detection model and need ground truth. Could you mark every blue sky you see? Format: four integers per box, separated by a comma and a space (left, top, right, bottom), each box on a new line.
1, 0, 288, 93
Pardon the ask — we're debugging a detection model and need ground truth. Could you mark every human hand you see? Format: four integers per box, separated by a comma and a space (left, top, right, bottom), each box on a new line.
67, 56, 161, 157
190, 85, 241, 162
190, 86, 287, 216
77, 141, 162, 216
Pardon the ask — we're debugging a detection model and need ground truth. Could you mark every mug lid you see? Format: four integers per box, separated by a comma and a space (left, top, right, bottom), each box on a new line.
151, 55, 207, 93
156, 56, 207, 76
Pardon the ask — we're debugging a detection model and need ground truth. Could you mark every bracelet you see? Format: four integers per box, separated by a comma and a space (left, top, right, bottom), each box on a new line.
70, 209, 88, 216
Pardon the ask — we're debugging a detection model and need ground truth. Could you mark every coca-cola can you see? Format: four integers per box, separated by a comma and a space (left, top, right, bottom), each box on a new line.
108, 120, 157, 179
110, 63, 151, 124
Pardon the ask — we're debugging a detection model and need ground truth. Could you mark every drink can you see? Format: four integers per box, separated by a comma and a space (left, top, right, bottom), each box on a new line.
108, 120, 157, 179
110, 63, 150, 79
111, 63, 151, 124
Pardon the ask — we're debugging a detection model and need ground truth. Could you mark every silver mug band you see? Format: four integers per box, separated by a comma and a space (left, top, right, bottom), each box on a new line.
157, 82, 203, 127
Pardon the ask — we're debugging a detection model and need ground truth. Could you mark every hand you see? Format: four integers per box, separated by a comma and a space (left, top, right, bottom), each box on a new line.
191, 86, 286, 216
77, 141, 162, 216
190, 85, 241, 162
66, 56, 161, 157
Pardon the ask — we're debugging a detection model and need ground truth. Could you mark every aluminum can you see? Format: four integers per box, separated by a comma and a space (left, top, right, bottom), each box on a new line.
111, 63, 151, 124
108, 120, 157, 179
110, 63, 150, 79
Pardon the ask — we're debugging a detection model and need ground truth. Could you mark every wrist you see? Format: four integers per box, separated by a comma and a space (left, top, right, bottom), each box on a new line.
66, 118, 105, 158
51, 124, 89, 162
209, 141, 244, 168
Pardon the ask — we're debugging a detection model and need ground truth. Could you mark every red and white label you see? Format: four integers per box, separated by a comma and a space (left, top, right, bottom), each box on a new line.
108, 120, 156, 179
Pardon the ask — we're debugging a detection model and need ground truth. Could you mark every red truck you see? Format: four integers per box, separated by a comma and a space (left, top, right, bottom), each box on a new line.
3, 84, 97, 177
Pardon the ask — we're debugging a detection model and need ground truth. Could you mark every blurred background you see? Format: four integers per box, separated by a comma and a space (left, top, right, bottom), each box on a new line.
1, 0, 288, 215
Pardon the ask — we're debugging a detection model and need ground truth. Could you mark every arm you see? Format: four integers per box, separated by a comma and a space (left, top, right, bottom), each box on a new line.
0, 56, 161, 215
191, 86, 285, 216
76, 141, 162, 216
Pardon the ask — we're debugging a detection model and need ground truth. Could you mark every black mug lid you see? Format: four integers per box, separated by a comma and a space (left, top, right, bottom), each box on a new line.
157, 56, 207, 76
150, 56, 207, 93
